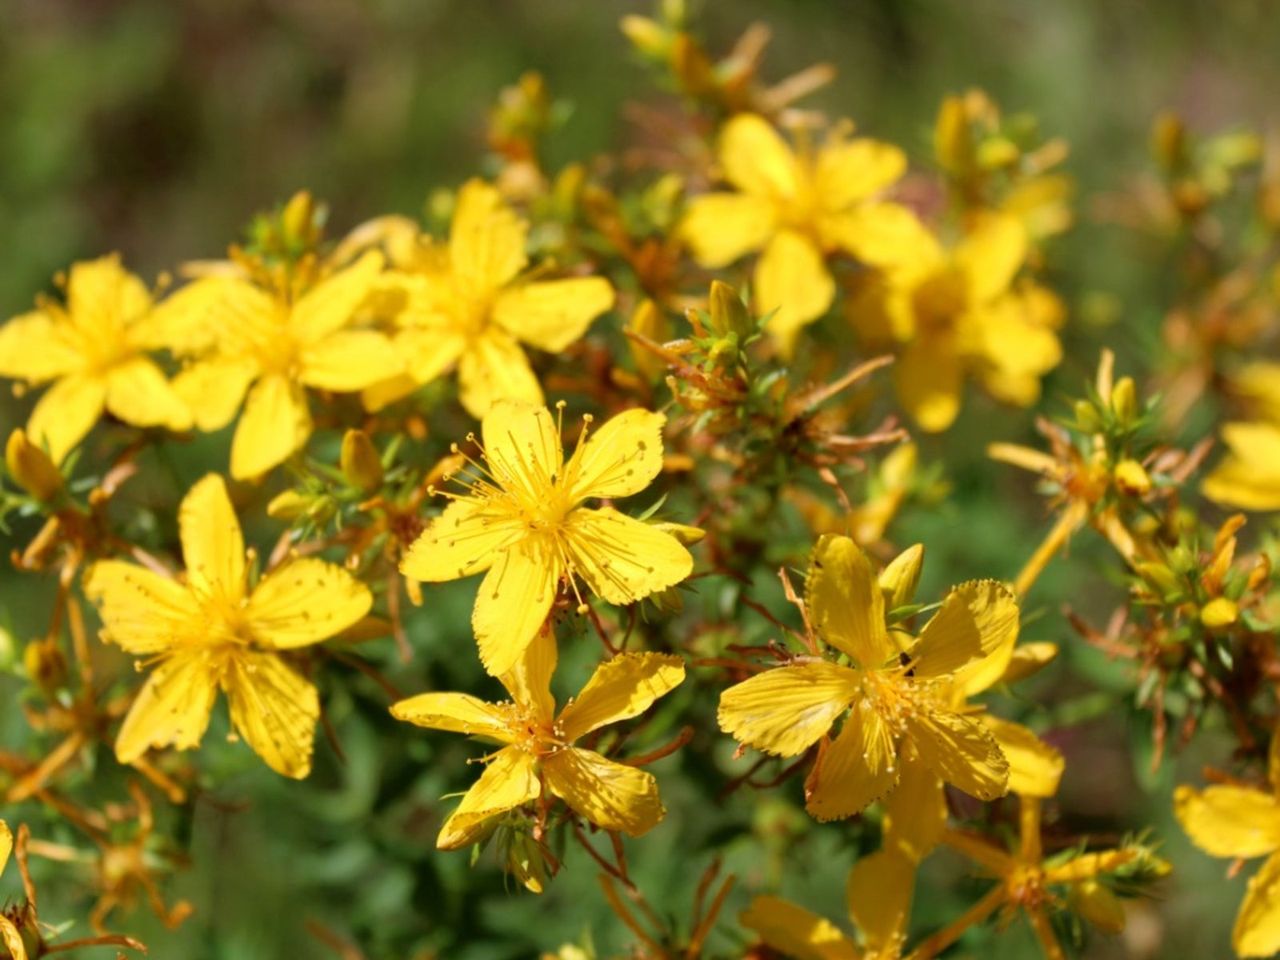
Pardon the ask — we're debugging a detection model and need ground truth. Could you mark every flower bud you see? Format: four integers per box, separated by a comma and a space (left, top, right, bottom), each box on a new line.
708, 280, 753, 340
879, 543, 924, 610
5, 429, 62, 502
1070, 879, 1126, 934
24, 636, 67, 696
1200, 596, 1239, 629
1113, 459, 1152, 497
1110, 376, 1138, 425
341, 429, 384, 493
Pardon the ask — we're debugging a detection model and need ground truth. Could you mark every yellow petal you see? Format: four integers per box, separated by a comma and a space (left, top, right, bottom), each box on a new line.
985, 717, 1063, 798
116, 653, 218, 764
816, 138, 906, 209
805, 703, 899, 821
881, 750, 947, 860
679, 193, 777, 268
1236, 851, 1280, 957
1174, 784, 1280, 858
0, 821, 9, 877
229, 374, 312, 479
999, 641, 1059, 685
806, 534, 896, 667
247, 557, 372, 648
438, 746, 540, 850
559, 652, 685, 742
565, 408, 667, 501
180, 474, 245, 599
390, 692, 514, 743
955, 214, 1026, 302
84, 560, 201, 654
562, 507, 693, 604
718, 114, 798, 199
0, 916, 25, 960
104, 357, 191, 431
828, 202, 941, 268
492, 277, 614, 353
450, 179, 529, 291
299, 329, 402, 392
497, 625, 558, 721
543, 746, 665, 836
1204, 422, 1280, 511
173, 358, 257, 431
27, 374, 107, 464
482, 400, 563, 498
223, 651, 320, 779
0, 310, 82, 381
717, 661, 859, 757
756, 230, 835, 357
914, 580, 1019, 678
472, 540, 561, 676
905, 708, 1008, 801
847, 846, 915, 952
1070, 879, 1127, 934
396, 326, 467, 386
895, 336, 962, 433
145, 276, 233, 356
739, 895, 859, 960
457, 329, 543, 418
401, 499, 520, 582
66, 254, 151, 332
289, 250, 383, 343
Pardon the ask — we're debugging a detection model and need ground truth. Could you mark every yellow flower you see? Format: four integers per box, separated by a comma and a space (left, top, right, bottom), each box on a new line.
400, 401, 694, 675
157, 250, 398, 479
84, 474, 372, 778
391, 629, 684, 849
852, 212, 1062, 432
680, 113, 915, 356
0, 821, 25, 960
365, 180, 614, 417
0, 255, 191, 464
718, 534, 1013, 822
739, 846, 916, 960
1176, 740, 1280, 957
1203, 421, 1280, 511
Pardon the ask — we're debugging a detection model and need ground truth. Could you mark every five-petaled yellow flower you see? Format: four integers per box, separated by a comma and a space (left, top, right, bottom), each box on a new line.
0, 255, 190, 464
391, 629, 684, 849
718, 534, 1014, 821
851, 212, 1062, 432
1176, 735, 1280, 957
740, 845, 916, 960
84, 474, 372, 778
158, 250, 399, 479
680, 113, 917, 356
365, 179, 614, 417
401, 401, 694, 676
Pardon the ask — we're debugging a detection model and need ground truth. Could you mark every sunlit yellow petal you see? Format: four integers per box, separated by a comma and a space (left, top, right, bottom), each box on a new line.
816, 138, 906, 209
473, 540, 561, 676
173, 358, 258, 431
450, 179, 529, 291
755, 230, 835, 357
390, 692, 514, 743
180, 474, 246, 599
1174, 784, 1280, 859
401, 499, 521, 583
438, 746, 540, 850
740, 895, 858, 960
1235, 851, 1280, 957
115, 653, 218, 764
680, 192, 777, 268
0, 310, 81, 381
562, 507, 693, 604
827, 202, 941, 268
84, 560, 201, 654
905, 708, 1009, 801
847, 846, 915, 952
492, 277, 614, 353
806, 534, 895, 667
223, 651, 319, 779
299, 329, 402, 392
985, 717, 1063, 798
913, 579, 1019, 677
481, 400, 564, 499
719, 113, 798, 199
229, 373, 312, 479
27, 374, 107, 464
457, 329, 543, 418
805, 703, 898, 821
247, 557, 372, 648
717, 661, 859, 757
881, 749, 947, 860
543, 747, 665, 837
104, 357, 192, 431
289, 250, 384, 344
559, 652, 685, 742
497, 626, 558, 721
955, 214, 1026, 302
565, 408, 667, 502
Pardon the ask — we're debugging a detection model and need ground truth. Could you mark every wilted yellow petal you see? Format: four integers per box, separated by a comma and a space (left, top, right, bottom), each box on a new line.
1236, 851, 1280, 957
806, 534, 895, 667
565, 408, 667, 502
718, 113, 798, 200
562, 507, 693, 604
985, 717, 1063, 798
289, 250, 384, 343
27, 373, 107, 465
1174, 784, 1280, 859
247, 557, 372, 648
401, 499, 519, 583
905, 708, 1009, 801
472, 540, 561, 676
450, 179, 529, 291
180, 474, 245, 600
805, 703, 899, 821
755, 230, 835, 357
847, 846, 915, 952
104, 358, 191, 431
543, 747, 665, 836
116, 653, 218, 764
458, 330, 544, 418
390, 692, 514, 743
914, 579, 1019, 678
680, 192, 777, 268
559, 652, 685, 742
493, 277, 614, 353
717, 661, 859, 757
739, 895, 858, 960
229, 373, 312, 480
438, 746, 540, 850
84, 560, 201, 654
299, 329, 402, 392
0, 914, 25, 960
223, 651, 319, 779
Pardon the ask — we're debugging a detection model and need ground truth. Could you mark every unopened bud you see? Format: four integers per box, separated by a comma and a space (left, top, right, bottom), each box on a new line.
5, 429, 62, 502
1110, 376, 1138, 424
341, 429, 384, 493
1200, 597, 1239, 629
1070, 879, 1126, 934
879, 543, 924, 610
1113, 459, 1152, 497
708, 280, 753, 339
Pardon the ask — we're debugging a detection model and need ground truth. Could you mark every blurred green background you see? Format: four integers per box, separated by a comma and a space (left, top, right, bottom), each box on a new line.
3, 0, 1280, 957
